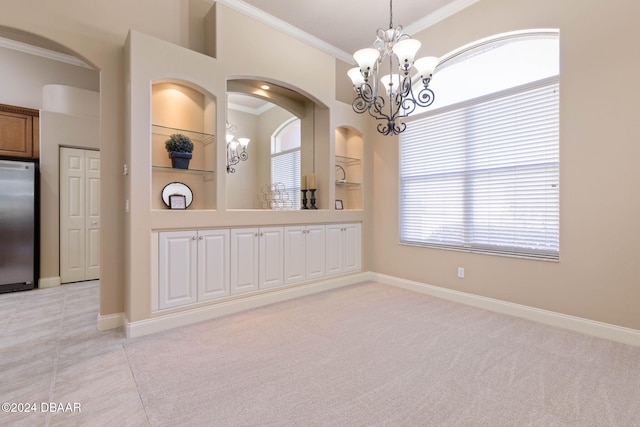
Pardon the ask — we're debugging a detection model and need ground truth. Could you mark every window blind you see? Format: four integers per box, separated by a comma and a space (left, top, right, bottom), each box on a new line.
400, 79, 559, 260
272, 149, 301, 209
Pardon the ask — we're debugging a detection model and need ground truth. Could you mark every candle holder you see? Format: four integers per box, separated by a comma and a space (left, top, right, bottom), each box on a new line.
301, 189, 309, 209
309, 189, 318, 209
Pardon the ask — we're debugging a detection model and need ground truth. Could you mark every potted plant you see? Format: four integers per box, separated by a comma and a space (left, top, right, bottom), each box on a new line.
165, 133, 194, 169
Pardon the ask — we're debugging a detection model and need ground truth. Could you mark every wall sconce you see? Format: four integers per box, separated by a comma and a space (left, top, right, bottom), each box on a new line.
226, 122, 250, 173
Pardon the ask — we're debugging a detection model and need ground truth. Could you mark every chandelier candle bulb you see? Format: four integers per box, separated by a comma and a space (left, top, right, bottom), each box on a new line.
348, 67, 365, 87
392, 39, 421, 71
414, 56, 439, 80
381, 74, 401, 95
354, 48, 380, 79
308, 173, 316, 189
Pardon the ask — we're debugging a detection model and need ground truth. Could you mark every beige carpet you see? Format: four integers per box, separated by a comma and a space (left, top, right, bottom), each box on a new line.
124, 281, 640, 426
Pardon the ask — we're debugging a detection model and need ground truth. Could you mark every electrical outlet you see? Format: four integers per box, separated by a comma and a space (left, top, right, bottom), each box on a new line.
457, 267, 465, 278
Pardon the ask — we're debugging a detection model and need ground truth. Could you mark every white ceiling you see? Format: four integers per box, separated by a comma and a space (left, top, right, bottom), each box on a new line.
217, 0, 481, 63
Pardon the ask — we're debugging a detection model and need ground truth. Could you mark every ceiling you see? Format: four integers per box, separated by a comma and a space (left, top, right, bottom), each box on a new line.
217, 0, 481, 63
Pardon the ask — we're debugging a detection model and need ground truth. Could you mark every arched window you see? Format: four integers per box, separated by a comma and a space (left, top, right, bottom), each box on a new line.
272, 118, 301, 209
400, 30, 560, 259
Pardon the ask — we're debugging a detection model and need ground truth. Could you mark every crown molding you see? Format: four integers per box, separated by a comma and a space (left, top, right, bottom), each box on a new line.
0, 36, 93, 69
217, 0, 482, 65
228, 101, 274, 116
216, 0, 354, 63
404, 0, 482, 36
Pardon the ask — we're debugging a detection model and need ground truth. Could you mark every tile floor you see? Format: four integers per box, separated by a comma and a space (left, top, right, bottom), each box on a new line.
0, 281, 148, 427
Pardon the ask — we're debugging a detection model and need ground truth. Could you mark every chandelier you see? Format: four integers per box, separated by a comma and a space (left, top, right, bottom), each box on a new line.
347, 0, 439, 136
226, 122, 250, 173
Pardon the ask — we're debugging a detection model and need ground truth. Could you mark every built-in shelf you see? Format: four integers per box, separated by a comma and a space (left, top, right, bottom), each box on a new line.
335, 127, 363, 210
152, 124, 215, 174
152, 124, 215, 146
152, 166, 215, 175
335, 180, 360, 186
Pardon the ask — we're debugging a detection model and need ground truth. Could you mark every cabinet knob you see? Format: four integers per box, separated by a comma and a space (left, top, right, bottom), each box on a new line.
192, 236, 197, 240
199, 236, 204, 240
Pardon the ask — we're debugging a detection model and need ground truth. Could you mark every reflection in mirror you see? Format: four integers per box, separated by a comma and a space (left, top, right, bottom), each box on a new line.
226, 91, 304, 210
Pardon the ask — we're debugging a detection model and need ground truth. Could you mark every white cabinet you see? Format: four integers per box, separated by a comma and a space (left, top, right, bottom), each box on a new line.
284, 225, 326, 285
198, 229, 231, 301
259, 227, 285, 289
158, 229, 230, 310
230, 228, 259, 295
159, 223, 360, 310
326, 223, 362, 276
231, 227, 284, 295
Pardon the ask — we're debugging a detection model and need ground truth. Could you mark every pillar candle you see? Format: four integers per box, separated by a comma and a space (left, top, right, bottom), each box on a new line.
301, 175, 307, 190
308, 173, 316, 189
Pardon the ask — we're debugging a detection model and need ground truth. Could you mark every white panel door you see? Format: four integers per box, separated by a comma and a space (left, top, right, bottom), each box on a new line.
325, 224, 344, 276
60, 148, 85, 283
84, 150, 101, 280
158, 230, 198, 309
305, 225, 326, 280
198, 229, 230, 301
230, 228, 259, 295
284, 226, 306, 285
259, 227, 284, 289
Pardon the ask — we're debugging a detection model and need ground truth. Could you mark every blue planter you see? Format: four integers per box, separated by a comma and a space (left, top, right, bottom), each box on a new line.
169, 152, 192, 169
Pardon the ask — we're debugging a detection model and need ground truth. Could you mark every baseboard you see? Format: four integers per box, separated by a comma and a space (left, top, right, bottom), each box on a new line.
38, 276, 61, 288
97, 312, 125, 331
371, 272, 640, 347
125, 272, 369, 338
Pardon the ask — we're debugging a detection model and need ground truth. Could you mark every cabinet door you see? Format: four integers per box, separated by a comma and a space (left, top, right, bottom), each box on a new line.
343, 223, 362, 273
230, 228, 259, 295
284, 226, 306, 285
159, 230, 198, 309
0, 108, 34, 158
325, 224, 344, 276
306, 225, 326, 280
198, 229, 230, 301
259, 227, 284, 289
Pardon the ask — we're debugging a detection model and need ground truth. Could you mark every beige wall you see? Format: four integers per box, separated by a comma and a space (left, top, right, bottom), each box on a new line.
368, 0, 640, 330
0, 0, 197, 317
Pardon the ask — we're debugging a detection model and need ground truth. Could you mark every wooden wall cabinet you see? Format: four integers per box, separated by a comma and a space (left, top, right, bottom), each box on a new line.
0, 104, 39, 159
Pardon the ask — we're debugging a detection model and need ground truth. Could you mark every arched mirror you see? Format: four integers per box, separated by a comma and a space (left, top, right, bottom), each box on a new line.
226, 79, 316, 210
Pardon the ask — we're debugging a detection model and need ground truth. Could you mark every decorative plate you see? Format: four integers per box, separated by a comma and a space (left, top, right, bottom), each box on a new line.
162, 182, 193, 208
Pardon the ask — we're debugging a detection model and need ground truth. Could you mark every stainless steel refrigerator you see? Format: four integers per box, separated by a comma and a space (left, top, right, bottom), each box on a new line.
0, 159, 36, 293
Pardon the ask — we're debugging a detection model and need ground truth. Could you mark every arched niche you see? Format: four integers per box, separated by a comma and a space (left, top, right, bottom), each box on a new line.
151, 80, 217, 210
226, 78, 327, 210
